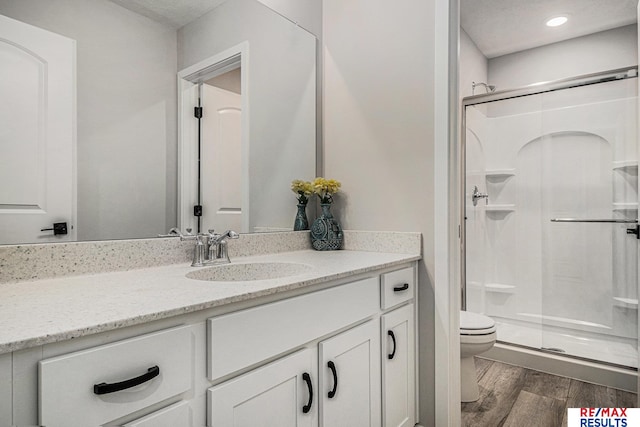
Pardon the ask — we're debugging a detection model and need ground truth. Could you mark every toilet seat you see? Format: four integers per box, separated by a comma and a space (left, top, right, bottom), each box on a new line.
460, 311, 496, 335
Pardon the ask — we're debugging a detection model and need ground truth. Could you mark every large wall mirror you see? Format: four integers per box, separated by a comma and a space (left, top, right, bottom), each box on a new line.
0, 0, 317, 245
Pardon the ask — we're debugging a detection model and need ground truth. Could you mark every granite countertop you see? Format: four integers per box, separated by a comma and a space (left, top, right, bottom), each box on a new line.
0, 249, 420, 355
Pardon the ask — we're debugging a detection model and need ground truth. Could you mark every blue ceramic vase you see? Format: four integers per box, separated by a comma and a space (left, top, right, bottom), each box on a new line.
310, 203, 343, 250
293, 203, 309, 231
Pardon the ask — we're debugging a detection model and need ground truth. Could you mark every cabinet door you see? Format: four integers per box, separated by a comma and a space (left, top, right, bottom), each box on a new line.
124, 401, 191, 427
0, 353, 11, 427
208, 349, 317, 427
381, 304, 415, 427
319, 319, 381, 427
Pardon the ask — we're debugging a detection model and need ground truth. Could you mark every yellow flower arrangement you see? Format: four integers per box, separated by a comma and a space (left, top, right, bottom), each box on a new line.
291, 179, 314, 204
313, 177, 341, 204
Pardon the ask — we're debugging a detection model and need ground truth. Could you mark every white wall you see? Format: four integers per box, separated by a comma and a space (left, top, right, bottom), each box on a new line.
489, 25, 638, 91
323, 0, 457, 424
178, 0, 316, 232
459, 28, 488, 99
0, 0, 178, 241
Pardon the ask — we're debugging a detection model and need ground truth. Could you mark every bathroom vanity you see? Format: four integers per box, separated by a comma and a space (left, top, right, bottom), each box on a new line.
0, 231, 420, 427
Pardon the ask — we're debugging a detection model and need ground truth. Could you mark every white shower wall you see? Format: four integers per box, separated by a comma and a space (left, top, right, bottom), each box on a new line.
465, 77, 639, 366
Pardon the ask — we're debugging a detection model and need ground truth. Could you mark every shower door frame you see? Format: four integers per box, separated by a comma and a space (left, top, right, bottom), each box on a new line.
460, 65, 640, 369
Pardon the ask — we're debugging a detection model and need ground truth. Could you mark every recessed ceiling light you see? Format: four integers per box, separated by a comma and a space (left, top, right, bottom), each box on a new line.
546, 16, 568, 27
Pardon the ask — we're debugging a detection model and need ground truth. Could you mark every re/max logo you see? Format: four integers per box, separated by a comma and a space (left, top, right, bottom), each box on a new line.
581, 408, 628, 417
568, 407, 639, 427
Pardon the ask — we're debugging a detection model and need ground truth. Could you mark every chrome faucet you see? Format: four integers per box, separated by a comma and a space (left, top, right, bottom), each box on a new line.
207, 230, 240, 265
158, 227, 239, 266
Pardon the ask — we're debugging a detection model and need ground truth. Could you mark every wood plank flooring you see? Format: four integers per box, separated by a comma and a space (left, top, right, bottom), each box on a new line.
461, 358, 637, 427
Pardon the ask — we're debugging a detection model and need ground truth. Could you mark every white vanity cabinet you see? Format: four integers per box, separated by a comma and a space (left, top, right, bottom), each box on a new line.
319, 319, 381, 427
206, 264, 417, 427
209, 348, 317, 426
0, 353, 11, 427
381, 304, 416, 427
3, 260, 418, 427
39, 326, 193, 427
208, 319, 382, 427
124, 401, 192, 427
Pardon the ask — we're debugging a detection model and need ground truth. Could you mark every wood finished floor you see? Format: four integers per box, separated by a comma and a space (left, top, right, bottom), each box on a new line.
461, 358, 637, 427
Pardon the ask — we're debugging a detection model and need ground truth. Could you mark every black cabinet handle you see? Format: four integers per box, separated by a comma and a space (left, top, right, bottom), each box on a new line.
93, 365, 160, 395
302, 372, 313, 413
388, 330, 397, 360
327, 361, 338, 399
393, 283, 409, 292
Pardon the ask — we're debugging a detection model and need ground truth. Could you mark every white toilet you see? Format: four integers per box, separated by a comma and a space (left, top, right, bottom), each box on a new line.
460, 311, 496, 402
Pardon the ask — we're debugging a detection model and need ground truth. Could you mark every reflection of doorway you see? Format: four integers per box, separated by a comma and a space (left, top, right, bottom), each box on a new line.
201, 70, 242, 232
178, 42, 248, 234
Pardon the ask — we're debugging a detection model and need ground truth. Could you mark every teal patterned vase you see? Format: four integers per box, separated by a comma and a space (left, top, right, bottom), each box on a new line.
310, 203, 343, 250
293, 203, 309, 231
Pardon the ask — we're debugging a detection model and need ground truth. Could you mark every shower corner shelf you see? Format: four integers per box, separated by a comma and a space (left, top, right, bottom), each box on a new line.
613, 297, 638, 309
612, 160, 638, 172
485, 204, 515, 212
485, 283, 516, 294
485, 169, 515, 180
467, 281, 482, 290
612, 202, 638, 211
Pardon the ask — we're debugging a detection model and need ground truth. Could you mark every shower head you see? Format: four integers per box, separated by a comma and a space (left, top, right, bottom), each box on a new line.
472, 82, 496, 95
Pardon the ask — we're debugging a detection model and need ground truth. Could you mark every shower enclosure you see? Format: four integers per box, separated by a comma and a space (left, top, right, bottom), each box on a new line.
463, 67, 639, 371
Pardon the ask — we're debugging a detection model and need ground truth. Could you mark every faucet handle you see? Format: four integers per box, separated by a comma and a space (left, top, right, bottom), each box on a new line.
158, 227, 182, 238
224, 230, 240, 239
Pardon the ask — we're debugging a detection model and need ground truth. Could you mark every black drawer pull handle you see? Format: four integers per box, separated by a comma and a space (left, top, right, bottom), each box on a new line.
93, 365, 160, 395
302, 372, 313, 413
327, 361, 338, 399
388, 330, 397, 360
393, 283, 409, 292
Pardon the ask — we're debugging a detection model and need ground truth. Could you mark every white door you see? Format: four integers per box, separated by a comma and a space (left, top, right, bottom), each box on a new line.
208, 349, 317, 427
0, 14, 76, 244
201, 84, 242, 233
319, 320, 381, 427
381, 305, 416, 427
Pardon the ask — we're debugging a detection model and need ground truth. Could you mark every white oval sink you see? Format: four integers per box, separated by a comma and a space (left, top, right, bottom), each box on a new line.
185, 262, 312, 282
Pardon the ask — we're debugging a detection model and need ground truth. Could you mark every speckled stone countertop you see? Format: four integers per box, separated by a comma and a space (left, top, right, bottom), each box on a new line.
0, 232, 421, 355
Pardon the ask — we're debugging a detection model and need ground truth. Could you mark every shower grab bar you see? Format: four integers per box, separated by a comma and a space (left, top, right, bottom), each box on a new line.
550, 218, 638, 223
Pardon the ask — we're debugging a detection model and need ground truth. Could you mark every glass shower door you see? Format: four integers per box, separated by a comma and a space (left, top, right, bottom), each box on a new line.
537, 77, 638, 367
464, 70, 639, 369
464, 94, 546, 351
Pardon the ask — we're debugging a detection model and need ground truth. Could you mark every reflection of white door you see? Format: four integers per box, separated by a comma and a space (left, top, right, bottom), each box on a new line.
201, 84, 242, 232
0, 14, 76, 244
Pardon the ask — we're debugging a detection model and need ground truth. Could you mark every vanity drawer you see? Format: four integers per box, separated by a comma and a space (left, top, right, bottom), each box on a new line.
381, 266, 415, 309
208, 276, 379, 380
124, 401, 192, 427
39, 326, 192, 427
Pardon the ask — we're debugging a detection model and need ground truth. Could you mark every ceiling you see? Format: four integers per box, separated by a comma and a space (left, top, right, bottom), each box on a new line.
108, 0, 226, 28
109, 0, 638, 54
461, 0, 639, 58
